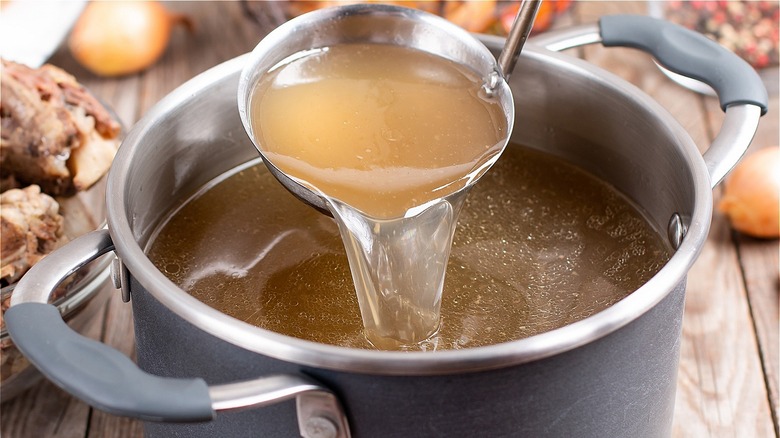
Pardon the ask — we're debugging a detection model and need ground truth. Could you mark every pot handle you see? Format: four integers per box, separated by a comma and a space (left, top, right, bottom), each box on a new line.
530, 15, 767, 187
5, 230, 351, 437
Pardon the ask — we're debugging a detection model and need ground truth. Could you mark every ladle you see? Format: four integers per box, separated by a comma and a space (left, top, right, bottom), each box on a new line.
237, 1, 541, 215
237, 2, 541, 348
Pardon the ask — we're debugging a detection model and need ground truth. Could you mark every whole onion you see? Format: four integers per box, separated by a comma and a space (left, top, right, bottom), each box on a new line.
68, 1, 192, 77
718, 147, 780, 239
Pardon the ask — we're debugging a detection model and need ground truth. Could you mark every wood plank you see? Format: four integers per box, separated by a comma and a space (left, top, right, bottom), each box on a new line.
0, 379, 90, 438
575, 2, 776, 436
737, 235, 780, 435
707, 88, 780, 432
136, 1, 261, 116
674, 212, 775, 438
576, 0, 648, 22
701, 68, 779, 434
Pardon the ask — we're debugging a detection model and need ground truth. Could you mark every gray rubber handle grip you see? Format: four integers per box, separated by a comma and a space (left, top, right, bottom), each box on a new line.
4, 302, 214, 422
600, 15, 768, 115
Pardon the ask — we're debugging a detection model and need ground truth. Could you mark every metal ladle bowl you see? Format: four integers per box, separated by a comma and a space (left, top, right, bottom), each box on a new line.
237, 2, 537, 215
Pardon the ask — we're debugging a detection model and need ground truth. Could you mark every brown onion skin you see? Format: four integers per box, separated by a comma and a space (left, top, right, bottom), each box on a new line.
718, 147, 780, 239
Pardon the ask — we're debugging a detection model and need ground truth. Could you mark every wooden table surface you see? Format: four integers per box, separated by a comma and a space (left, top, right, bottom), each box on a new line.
1, 2, 777, 437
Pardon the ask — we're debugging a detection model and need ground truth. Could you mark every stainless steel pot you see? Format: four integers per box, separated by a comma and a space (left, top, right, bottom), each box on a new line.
5, 12, 767, 438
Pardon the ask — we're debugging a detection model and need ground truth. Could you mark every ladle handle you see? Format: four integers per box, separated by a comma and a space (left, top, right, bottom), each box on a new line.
497, 0, 542, 78
530, 14, 767, 187
4, 230, 350, 436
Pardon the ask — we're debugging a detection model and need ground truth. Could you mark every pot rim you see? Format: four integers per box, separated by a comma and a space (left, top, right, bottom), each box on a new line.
107, 44, 712, 376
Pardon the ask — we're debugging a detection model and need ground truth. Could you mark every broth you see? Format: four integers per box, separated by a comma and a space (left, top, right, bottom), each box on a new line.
146, 145, 670, 351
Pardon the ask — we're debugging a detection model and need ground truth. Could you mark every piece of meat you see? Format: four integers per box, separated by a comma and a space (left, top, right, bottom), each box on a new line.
0, 59, 120, 195
0, 174, 18, 192
0, 63, 77, 194
39, 64, 121, 139
0, 185, 65, 285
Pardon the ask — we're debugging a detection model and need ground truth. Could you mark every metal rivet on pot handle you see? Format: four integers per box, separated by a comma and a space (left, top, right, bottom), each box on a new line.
531, 15, 768, 187
4, 230, 350, 435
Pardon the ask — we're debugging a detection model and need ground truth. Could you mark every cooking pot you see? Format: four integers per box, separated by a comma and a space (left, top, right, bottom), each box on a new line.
5, 10, 767, 438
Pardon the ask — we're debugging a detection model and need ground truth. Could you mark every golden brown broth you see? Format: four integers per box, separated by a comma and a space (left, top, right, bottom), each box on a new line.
146, 146, 670, 351
249, 44, 507, 219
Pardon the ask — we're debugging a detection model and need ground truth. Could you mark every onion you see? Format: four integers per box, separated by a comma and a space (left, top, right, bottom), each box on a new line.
68, 1, 192, 77
718, 146, 780, 239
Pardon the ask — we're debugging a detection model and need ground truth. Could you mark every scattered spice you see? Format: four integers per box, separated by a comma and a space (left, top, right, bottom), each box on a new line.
664, 1, 779, 69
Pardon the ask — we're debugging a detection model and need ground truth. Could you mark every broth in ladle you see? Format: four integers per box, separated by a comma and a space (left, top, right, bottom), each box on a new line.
146, 145, 670, 351
248, 44, 509, 348
250, 44, 507, 218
